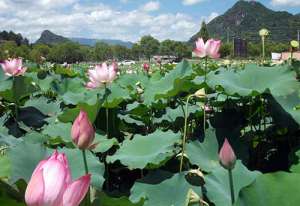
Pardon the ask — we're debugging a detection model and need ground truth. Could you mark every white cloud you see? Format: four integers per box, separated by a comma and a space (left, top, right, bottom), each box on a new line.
271, 0, 300, 6
182, 0, 206, 6
142, 1, 160, 12
0, 1, 219, 42
206, 12, 218, 23
0, 0, 8, 10
39, 0, 78, 8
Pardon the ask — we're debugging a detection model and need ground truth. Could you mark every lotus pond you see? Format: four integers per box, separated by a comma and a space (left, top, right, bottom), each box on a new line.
0, 58, 300, 206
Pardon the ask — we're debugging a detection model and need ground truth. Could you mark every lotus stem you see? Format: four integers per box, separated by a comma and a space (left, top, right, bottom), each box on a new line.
228, 169, 235, 205
82, 150, 90, 206
203, 57, 208, 135
204, 57, 208, 82
12, 77, 19, 121
203, 90, 206, 135
179, 94, 194, 172
104, 83, 109, 138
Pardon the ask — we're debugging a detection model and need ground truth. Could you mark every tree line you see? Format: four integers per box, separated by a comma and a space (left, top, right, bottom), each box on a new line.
0, 31, 192, 63
0, 29, 292, 63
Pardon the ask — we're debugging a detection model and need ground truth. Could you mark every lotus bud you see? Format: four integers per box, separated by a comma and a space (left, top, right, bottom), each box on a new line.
71, 110, 95, 150
143, 63, 150, 73
219, 138, 236, 170
25, 151, 91, 206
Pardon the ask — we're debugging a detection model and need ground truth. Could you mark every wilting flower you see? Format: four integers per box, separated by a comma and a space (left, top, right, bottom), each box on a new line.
143, 63, 150, 73
25, 151, 91, 206
71, 110, 95, 150
0, 58, 27, 76
193, 38, 221, 59
219, 138, 236, 170
194, 88, 206, 98
86, 62, 117, 89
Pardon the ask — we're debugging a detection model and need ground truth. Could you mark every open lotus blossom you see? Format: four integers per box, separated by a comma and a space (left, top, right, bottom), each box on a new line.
25, 151, 91, 206
0, 58, 27, 76
86, 62, 117, 89
194, 38, 221, 59
219, 138, 236, 170
71, 110, 95, 150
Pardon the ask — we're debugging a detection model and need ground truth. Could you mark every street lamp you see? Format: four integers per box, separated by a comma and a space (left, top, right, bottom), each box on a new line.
259, 28, 269, 62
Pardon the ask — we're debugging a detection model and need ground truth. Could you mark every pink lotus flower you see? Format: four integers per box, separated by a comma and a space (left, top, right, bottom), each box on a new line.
219, 138, 236, 170
25, 151, 91, 206
143, 63, 150, 73
71, 110, 95, 150
194, 38, 221, 59
86, 62, 117, 89
0, 58, 27, 76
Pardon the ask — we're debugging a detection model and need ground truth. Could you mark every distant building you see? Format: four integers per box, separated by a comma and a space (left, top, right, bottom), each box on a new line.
233, 38, 247, 57
281, 52, 300, 61
153, 55, 177, 64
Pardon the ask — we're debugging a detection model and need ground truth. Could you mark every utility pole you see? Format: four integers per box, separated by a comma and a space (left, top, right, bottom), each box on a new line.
227, 27, 230, 44
297, 29, 300, 51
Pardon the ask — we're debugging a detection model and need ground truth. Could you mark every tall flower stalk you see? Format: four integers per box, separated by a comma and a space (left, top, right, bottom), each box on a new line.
86, 62, 117, 192
193, 38, 221, 136
179, 94, 195, 172
179, 38, 221, 172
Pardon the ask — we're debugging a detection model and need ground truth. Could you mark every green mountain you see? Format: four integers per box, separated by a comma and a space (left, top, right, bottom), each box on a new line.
190, 0, 300, 43
36, 30, 133, 48
36, 30, 70, 44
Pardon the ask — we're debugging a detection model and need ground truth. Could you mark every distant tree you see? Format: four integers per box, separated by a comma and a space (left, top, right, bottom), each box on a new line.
112, 45, 130, 61
94, 42, 113, 62
173, 42, 191, 60
199, 21, 210, 42
247, 43, 261, 57
48, 42, 85, 63
80, 45, 94, 62
131, 43, 142, 60
140, 35, 160, 61
159, 39, 175, 55
220, 43, 232, 58
29, 44, 51, 63
0, 30, 29, 46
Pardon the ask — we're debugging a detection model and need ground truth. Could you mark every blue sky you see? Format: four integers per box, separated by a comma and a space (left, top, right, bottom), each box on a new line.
0, 0, 299, 42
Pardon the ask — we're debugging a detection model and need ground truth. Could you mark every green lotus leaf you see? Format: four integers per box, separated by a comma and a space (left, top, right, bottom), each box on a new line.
107, 130, 181, 169
130, 172, 201, 206
185, 129, 219, 172
236, 172, 300, 206
22, 97, 61, 117
143, 60, 194, 105
207, 64, 299, 97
